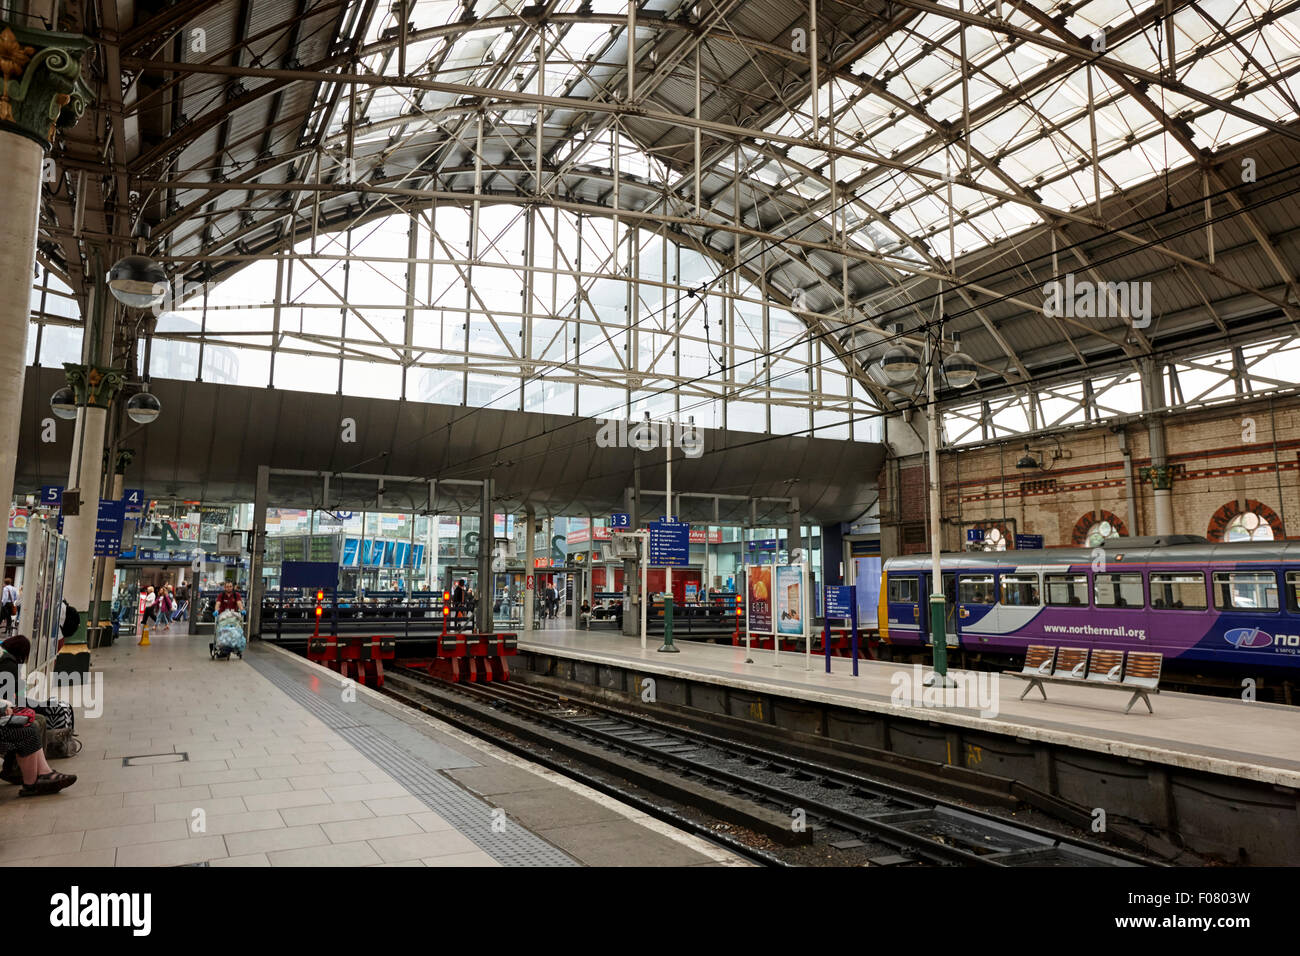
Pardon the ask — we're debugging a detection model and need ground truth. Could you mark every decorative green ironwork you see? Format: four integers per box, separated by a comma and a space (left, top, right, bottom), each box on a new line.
64, 363, 124, 408
1138, 465, 1177, 491
0, 23, 92, 149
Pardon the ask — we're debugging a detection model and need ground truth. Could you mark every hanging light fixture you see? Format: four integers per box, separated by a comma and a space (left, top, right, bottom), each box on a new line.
880, 323, 920, 382
125, 387, 162, 424
50, 387, 77, 420
107, 254, 167, 309
941, 331, 978, 389
1015, 443, 1040, 469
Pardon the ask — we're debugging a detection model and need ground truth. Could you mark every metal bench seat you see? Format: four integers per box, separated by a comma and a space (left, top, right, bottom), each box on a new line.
1013, 645, 1162, 714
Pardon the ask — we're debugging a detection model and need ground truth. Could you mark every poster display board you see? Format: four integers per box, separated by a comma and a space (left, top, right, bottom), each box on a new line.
24, 520, 51, 670
775, 564, 805, 637
747, 566, 772, 634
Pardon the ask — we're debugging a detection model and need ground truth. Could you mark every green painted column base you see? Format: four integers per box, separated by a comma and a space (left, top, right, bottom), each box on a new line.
929, 594, 950, 681
658, 595, 679, 653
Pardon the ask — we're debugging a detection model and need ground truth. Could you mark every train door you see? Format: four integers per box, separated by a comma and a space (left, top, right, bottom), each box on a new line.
955, 571, 996, 642
916, 572, 960, 647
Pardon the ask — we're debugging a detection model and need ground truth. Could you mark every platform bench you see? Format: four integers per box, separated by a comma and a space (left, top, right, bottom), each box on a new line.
1013, 645, 1162, 714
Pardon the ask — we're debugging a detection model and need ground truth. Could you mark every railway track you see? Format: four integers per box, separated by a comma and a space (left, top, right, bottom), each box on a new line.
384, 667, 1154, 868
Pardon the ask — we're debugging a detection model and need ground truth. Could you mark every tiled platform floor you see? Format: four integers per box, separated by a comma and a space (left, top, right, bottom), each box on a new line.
0, 630, 742, 867
523, 628, 1300, 787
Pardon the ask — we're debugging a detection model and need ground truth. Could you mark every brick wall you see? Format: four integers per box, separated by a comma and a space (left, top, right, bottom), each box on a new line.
882, 395, 1300, 550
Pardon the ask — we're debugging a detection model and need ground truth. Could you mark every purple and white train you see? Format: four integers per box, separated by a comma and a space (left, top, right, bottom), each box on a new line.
878, 536, 1300, 676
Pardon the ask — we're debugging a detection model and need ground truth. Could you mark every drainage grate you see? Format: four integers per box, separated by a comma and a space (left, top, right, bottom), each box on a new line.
123, 752, 189, 767
245, 650, 577, 867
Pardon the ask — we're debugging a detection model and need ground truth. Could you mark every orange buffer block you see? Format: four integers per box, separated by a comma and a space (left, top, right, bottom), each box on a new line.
408, 632, 519, 684
306, 634, 398, 688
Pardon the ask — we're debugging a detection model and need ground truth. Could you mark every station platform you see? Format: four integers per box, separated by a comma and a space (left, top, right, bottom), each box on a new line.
0, 632, 744, 867
520, 628, 1300, 788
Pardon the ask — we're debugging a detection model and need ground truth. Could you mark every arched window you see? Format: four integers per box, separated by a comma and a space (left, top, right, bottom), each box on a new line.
967, 524, 1009, 551
1225, 512, 1273, 542
1071, 510, 1129, 546
1208, 500, 1285, 542
981, 527, 1007, 552
1084, 520, 1122, 548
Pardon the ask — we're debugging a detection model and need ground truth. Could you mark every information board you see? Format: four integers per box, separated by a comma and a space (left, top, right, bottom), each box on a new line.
94, 499, 127, 557
824, 585, 855, 619
648, 519, 689, 567
1014, 534, 1044, 550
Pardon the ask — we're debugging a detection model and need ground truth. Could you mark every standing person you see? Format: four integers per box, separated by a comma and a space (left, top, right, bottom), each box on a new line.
157, 586, 173, 631
0, 578, 16, 635
451, 579, 466, 631
214, 580, 244, 614
142, 586, 158, 629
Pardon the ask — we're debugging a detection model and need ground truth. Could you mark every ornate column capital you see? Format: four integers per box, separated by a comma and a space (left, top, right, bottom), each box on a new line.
64, 363, 124, 407
0, 23, 92, 149
1138, 464, 1177, 491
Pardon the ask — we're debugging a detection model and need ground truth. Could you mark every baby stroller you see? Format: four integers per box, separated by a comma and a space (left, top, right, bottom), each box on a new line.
210, 609, 246, 660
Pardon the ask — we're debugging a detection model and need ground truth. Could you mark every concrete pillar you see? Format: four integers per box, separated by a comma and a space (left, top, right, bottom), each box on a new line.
0, 22, 93, 537
0, 134, 42, 530
1141, 362, 1175, 536
475, 478, 493, 634
58, 393, 112, 660
523, 505, 535, 633
622, 483, 639, 637
248, 465, 269, 637
788, 497, 802, 564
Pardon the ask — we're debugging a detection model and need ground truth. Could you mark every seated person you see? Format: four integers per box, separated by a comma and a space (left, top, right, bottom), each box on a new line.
0, 636, 75, 796
579, 601, 592, 625
0, 708, 76, 795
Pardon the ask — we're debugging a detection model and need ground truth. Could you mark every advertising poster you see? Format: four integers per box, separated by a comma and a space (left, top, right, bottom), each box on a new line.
747, 566, 772, 634
775, 564, 804, 637
25, 526, 49, 670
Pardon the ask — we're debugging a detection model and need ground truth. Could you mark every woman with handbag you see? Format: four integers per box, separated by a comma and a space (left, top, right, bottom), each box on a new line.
0, 636, 75, 796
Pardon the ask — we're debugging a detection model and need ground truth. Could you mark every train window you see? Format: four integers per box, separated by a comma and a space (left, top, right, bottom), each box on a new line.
1044, 574, 1089, 606
1000, 574, 1041, 606
1212, 571, 1278, 611
1093, 573, 1144, 608
958, 575, 995, 604
888, 575, 919, 603
1287, 572, 1300, 612
1149, 572, 1207, 610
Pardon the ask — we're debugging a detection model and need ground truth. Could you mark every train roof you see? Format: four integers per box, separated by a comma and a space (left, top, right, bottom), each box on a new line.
882, 539, 1299, 570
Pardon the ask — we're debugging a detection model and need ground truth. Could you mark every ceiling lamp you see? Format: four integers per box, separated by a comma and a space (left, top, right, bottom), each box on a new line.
1015, 443, 1040, 469
941, 332, 977, 389
125, 388, 162, 425
50, 387, 77, 420
107, 254, 167, 309
880, 323, 920, 383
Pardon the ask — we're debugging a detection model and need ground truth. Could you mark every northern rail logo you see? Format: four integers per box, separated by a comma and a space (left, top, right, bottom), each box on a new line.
1224, 627, 1273, 648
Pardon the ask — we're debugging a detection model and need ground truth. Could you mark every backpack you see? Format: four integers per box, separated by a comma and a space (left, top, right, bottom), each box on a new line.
32, 700, 80, 758
60, 603, 80, 639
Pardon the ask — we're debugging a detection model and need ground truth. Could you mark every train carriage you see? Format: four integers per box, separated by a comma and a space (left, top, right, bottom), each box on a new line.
878, 536, 1300, 674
